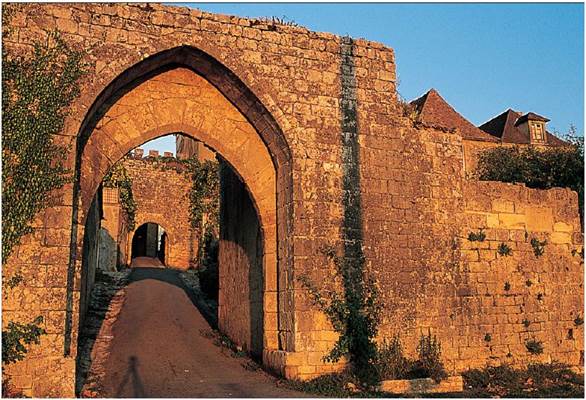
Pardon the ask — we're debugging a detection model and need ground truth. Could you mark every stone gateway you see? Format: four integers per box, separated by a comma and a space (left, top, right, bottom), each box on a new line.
2, 3, 583, 397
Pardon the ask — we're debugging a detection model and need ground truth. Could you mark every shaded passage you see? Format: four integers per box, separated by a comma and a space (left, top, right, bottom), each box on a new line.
97, 257, 304, 398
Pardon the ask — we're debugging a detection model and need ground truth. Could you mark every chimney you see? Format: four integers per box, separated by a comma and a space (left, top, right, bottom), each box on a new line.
134, 148, 144, 158
164, 151, 173, 158
149, 150, 159, 158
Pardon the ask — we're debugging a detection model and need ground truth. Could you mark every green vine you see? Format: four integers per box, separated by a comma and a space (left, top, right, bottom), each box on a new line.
2, 19, 85, 368
185, 158, 220, 234
103, 161, 138, 231
298, 245, 382, 385
2, 30, 85, 260
2, 317, 46, 365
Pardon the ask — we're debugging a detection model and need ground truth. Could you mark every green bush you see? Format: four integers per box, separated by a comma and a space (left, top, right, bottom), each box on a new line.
185, 158, 219, 233
374, 335, 411, 380
103, 161, 137, 231
468, 229, 486, 242
412, 333, 448, 383
498, 243, 512, 256
475, 136, 584, 221
2, 30, 85, 260
298, 246, 382, 386
530, 238, 547, 257
525, 339, 544, 355
463, 362, 584, 398
2, 16, 86, 373
285, 372, 358, 397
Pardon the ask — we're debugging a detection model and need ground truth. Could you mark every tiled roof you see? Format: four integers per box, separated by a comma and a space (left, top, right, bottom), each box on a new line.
515, 112, 550, 125
479, 109, 530, 144
410, 89, 499, 142
479, 109, 567, 146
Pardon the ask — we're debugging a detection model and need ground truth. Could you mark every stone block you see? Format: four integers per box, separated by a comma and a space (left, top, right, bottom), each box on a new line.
492, 199, 515, 213
554, 222, 573, 233
499, 213, 526, 230
550, 232, 572, 244
526, 207, 554, 232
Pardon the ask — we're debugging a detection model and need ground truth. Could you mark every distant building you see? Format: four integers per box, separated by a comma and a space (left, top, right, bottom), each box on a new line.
410, 89, 568, 172
175, 134, 217, 162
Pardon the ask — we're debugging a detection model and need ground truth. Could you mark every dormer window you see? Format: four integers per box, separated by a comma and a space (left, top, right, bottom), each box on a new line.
513, 112, 550, 145
530, 121, 544, 142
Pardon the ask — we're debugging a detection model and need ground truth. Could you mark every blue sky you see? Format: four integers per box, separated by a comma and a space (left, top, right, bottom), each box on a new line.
141, 2, 584, 155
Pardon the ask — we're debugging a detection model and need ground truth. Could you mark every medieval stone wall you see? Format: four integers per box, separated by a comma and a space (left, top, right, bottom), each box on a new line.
99, 187, 124, 272
122, 157, 195, 269
2, 3, 582, 396
455, 181, 583, 369
219, 163, 265, 359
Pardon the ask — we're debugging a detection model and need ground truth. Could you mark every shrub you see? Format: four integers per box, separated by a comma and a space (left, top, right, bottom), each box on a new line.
103, 162, 137, 230
525, 339, 544, 355
463, 362, 584, 398
530, 238, 547, 257
411, 333, 448, 383
285, 372, 357, 397
2, 317, 46, 365
2, 29, 86, 260
186, 158, 219, 233
298, 246, 382, 386
574, 316, 584, 326
498, 243, 512, 256
2, 18, 86, 373
475, 136, 584, 221
468, 229, 486, 242
374, 335, 411, 380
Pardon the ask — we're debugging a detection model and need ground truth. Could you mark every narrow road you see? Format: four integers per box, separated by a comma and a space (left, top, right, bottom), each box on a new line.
96, 257, 305, 398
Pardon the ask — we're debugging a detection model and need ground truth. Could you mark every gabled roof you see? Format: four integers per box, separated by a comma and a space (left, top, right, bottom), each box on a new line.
410, 89, 499, 142
479, 109, 567, 146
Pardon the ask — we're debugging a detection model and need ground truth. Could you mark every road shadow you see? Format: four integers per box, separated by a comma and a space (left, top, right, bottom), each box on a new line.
114, 356, 147, 398
76, 264, 217, 396
76, 268, 129, 396
128, 266, 218, 328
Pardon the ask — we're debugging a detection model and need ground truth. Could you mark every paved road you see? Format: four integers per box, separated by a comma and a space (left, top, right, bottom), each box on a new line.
97, 257, 306, 398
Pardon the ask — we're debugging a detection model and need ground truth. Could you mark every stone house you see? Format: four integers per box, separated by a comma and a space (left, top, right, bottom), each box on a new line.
410, 89, 569, 172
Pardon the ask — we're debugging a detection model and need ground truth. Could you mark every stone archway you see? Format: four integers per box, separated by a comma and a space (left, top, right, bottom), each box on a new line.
70, 47, 293, 369
130, 222, 168, 264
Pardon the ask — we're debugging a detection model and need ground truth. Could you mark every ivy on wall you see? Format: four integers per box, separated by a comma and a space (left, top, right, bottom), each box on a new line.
2, 30, 85, 260
102, 162, 138, 231
185, 158, 220, 269
1, 12, 87, 367
299, 246, 382, 386
185, 158, 220, 234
